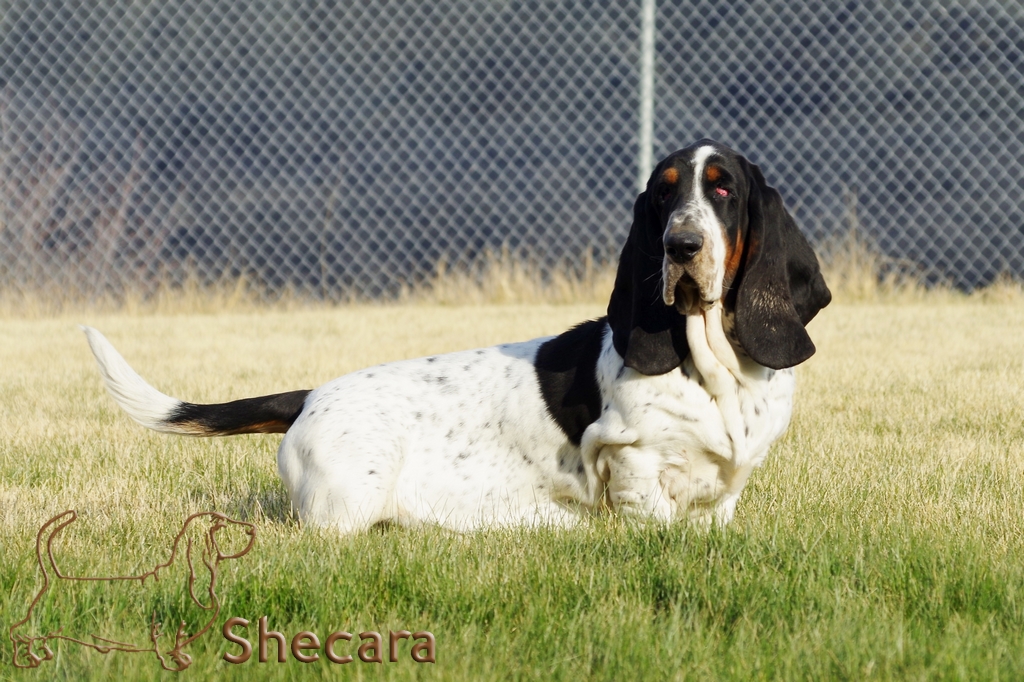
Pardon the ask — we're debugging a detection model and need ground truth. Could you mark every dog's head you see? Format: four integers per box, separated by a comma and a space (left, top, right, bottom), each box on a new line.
608, 139, 832, 374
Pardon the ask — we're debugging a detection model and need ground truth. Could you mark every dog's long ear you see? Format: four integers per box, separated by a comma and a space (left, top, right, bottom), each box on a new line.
607, 191, 689, 375
734, 162, 832, 369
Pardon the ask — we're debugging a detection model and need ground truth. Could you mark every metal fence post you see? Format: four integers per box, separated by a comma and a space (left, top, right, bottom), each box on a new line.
637, 0, 656, 193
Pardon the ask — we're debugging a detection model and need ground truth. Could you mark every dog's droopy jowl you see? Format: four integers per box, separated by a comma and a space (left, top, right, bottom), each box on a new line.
84, 141, 830, 533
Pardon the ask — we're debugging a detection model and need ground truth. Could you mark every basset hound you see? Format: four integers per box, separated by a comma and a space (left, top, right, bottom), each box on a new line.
83, 139, 831, 533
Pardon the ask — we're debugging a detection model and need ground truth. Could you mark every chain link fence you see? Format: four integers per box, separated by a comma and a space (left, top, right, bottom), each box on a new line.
2, 0, 1022, 300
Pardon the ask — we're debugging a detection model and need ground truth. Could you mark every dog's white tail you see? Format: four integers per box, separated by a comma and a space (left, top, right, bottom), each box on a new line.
82, 326, 310, 436
82, 326, 187, 433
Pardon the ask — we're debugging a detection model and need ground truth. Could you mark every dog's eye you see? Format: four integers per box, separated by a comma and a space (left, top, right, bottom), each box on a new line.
657, 186, 674, 203
714, 187, 729, 197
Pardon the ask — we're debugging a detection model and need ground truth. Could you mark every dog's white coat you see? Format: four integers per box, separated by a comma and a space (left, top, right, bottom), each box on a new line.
85, 320, 793, 533
83, 326, 183, 432
84, 143, 802, 534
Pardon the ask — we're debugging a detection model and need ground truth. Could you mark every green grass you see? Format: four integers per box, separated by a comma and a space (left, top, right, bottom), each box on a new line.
2, 302, 1024, 680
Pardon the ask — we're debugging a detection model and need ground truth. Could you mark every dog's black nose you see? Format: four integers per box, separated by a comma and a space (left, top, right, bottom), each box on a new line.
664, 232, 704, 264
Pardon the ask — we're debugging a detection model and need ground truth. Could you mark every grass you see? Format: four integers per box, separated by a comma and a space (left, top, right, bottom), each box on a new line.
7, 225, 1024, 318
0, 248, 619, 318
2, 297, 1024, 680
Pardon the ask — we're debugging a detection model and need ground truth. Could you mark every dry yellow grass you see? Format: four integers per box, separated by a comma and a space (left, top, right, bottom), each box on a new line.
815, 228, 1024, 305
4, 228, 1023, 318
0, 304, 602, 530
3, 298, 1023, 533
0, 250, 619, 318
4, 232, 1024, 678
3, 299, 1024, 678
400, 249, 618, 305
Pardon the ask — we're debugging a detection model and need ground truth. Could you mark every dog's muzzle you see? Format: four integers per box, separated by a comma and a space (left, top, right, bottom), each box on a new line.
663, 226, 712, 315
664, 231, 703, 265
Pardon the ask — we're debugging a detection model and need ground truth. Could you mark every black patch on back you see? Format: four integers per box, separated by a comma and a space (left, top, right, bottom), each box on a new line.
167, 389, 312, 435
534, 318, 606, 445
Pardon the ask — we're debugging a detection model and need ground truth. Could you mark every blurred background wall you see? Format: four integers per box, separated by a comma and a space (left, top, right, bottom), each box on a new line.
1, 0, 1021, 299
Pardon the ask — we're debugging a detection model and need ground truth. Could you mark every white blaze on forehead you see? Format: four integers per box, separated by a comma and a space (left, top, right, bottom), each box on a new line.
690, 144, 717, 185
663, 144, 726, 303
693, 146, 726, 297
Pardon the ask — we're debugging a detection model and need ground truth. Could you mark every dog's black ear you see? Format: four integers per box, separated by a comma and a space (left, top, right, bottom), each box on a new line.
607, 191, 689, 375
734, 162, 832, 369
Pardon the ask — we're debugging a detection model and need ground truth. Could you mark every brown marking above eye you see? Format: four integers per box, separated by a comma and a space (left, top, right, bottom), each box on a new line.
706, 165, 721, 182
661, 167, 679, 185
